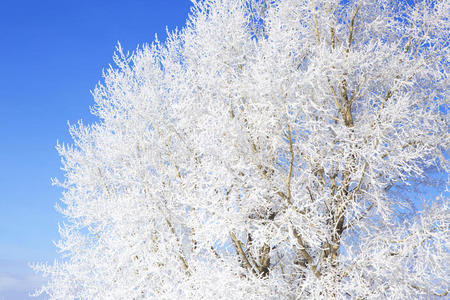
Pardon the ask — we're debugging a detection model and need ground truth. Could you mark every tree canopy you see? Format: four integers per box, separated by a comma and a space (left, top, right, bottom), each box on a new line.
34, 0, 448, 298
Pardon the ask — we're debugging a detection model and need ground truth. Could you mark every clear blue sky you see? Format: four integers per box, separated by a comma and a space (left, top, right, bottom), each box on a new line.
0, 1, 191, 298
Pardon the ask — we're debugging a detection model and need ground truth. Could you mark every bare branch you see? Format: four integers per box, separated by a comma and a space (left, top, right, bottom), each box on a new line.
348, 5, 360, 49
231, 232, 258, 276
410, 284, 448, 297
314, 13, 321, 45
291, 226, 321, 279
166, 218, 190, 273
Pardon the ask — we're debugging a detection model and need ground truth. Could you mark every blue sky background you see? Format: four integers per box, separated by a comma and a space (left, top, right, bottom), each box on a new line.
0, 1, 191, 298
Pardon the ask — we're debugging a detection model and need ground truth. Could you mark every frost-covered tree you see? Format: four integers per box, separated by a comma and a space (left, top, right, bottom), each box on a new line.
34, 0, 449, 299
